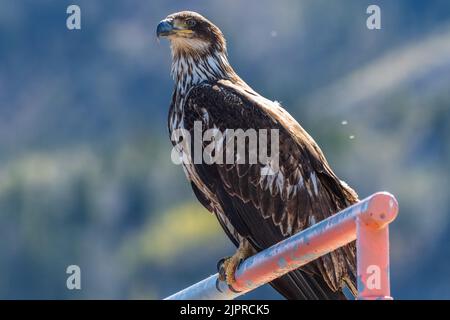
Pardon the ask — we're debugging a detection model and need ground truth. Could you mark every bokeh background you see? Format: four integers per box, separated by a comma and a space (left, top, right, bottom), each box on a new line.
0, 0, 449, 299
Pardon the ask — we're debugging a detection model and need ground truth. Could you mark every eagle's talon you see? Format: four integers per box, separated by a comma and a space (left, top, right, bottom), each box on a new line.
215, 277, 224, 293
216, 257, 227, 272
218, 267, 226, 282
215, 255, 239, 285
217, 241, 253, 289
217, 256, 229, 281
228, 283, 241, 293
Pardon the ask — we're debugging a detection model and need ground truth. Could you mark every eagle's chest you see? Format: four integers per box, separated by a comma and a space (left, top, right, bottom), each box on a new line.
169, 96, 243, 244
169, 97, 215, 204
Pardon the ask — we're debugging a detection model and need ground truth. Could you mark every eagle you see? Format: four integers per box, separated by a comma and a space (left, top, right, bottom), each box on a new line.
157, 11, 358, 300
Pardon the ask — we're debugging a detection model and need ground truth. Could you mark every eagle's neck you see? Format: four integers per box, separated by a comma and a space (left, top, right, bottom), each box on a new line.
169, 49, 251, 133
172, 51, 236, 98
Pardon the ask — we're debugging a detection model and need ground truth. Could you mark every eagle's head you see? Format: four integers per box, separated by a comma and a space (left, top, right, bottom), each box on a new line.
157, 11, 226, 58
157, 11, 240, 91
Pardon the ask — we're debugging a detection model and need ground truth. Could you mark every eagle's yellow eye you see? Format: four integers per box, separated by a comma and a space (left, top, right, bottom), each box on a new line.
186, 19, 196, 27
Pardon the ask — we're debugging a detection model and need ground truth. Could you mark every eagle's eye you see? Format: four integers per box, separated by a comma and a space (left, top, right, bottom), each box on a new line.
186, 19, 196, 28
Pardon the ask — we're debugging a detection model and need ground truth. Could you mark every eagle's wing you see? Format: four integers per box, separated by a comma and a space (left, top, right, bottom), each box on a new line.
182, 80, 358, 299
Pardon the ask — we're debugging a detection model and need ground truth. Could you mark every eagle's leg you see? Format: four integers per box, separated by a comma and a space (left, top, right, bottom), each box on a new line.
217, 239, 254, 288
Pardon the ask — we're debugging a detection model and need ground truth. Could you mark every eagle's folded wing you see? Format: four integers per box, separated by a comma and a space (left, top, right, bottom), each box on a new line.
182, 80, 358, 297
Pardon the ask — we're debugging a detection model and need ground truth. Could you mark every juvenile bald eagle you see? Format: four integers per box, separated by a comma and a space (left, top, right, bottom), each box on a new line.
157, 11, 358, 300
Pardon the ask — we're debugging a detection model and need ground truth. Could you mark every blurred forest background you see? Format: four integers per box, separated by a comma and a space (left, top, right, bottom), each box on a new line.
0, 0, 449, 299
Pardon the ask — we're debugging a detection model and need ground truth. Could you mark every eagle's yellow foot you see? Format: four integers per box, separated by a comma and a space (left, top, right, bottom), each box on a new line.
217, 240, 254, 291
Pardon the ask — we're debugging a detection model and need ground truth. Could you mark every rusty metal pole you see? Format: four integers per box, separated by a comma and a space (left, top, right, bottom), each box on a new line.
165, 192, 398, 300
356, 194, 397, 299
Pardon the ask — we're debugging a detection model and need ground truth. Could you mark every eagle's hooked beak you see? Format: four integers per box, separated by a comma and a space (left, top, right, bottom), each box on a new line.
157, 19, 174, 38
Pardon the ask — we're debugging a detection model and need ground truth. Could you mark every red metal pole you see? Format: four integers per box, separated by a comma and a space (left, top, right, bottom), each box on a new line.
357, 193, 397, 299
165, 192, 398, 300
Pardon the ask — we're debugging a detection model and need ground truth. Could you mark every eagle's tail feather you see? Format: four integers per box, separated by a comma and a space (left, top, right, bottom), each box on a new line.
269, 269, 348, 300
